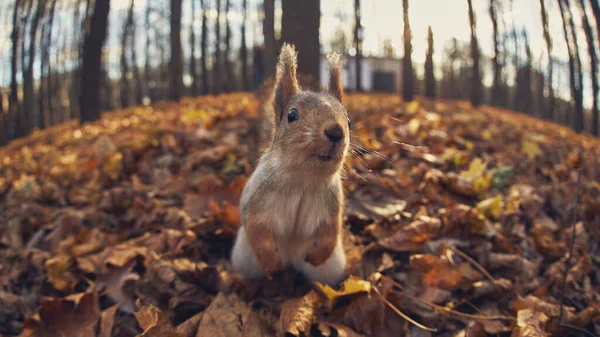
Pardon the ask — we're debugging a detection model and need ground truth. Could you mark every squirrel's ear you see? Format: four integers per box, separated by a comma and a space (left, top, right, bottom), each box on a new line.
274, 43, 300, 122
327, 52, 343, 103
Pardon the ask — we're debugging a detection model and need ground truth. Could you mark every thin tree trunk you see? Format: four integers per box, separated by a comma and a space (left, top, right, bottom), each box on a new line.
9, 0, 22, 141
169, 0, 183, 101
130, 6, 143, 105
24, 0, 46, 132
402, 0, 413, 101
40, 0, 57, 128
467, 0, 481, 107
515, 29, 533, 114
589, 0, 600, 49
200, 0, 209, 94
539, 0, 554, 120
558, 0, 584, 132
224, 0, 233, 92
145, 1, 153, 101
241, 0, 250, 91
489, 0, 502, 106
121, 0, 135, 108
79, 0, 111, 123
214, 0, 222, 94
17, 0, 33, 137
424, 26, 435, 98
578, 0, 598, 135
190, 0, 199, 96
354, 0, 363, 91
263, 0, 276, 79
281, 0, 321, 90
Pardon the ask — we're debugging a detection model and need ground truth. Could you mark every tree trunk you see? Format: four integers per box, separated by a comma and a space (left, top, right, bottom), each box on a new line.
588, 0, 600, 49
121, 0, 135, 108
578, 0, 598, 135
402, 0, 413, 101
145, 1, 152, 102
354, 0, 363, 92
515, 29, 533, 114
190, 0, 199, 96
467, 0, 481, 107
39, 0, 57, 129
281, 0, 321, 90
241, 0, 250, 91
558, 0, 584, 133
9, 0, 22, 141
224, 0, 234, 92
200, 0, 209, 94
489, 0, 502, 106
263, 0, 276, 80
539, 0, 554, 120
169, 0, 183, 101
213, 0, 222, 94
23, 0, 46, 133
79, 0, 111, 123
130, 6, 143, 105
424, 26, 435, 98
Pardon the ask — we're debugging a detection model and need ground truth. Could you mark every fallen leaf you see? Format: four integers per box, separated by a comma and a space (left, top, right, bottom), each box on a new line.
374, 216, 441, 252
280, 290, 321, 337
315, 276, 372, 309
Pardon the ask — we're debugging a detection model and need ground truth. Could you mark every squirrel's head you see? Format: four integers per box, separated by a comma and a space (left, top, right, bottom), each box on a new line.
269, 43, 350, 174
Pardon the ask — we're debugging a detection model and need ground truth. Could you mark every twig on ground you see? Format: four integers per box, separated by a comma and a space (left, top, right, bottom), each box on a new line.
373, 286, 438, 332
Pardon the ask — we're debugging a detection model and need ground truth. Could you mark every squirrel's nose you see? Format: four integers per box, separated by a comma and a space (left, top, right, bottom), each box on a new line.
324, 124, 344, 142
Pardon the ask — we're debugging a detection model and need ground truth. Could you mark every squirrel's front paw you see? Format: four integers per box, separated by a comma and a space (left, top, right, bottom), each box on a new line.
259, 254, 283, 275
304, 249, 330, 266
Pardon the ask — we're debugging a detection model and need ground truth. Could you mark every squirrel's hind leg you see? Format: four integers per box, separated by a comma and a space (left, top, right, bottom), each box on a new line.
292, 237, 347, 286
231, 226, 265, 279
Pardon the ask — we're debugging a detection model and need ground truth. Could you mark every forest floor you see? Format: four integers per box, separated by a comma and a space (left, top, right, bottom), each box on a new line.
1, 93, 599, 337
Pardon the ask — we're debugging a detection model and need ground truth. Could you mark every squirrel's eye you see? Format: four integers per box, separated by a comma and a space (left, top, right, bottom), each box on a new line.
347, 118, 352, 128
288, 108, 299, 123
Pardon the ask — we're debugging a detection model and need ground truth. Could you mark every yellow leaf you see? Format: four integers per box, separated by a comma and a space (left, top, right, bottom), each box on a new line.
481, 129, 492, 141
315, 276, 372, 309
46, 256, 72, 291
473, 172, 493, 196
425, 112, 441, 128
476, 195, 504, 219
186, 109, 209, 122
406, 101, 420, 115
408, 119, 420, 135
522, 141, 542, 160
102, 152, 123, 180
460, 158, 487, 181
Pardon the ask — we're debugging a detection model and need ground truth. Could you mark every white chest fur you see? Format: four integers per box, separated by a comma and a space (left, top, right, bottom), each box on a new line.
240, 156, 337, 260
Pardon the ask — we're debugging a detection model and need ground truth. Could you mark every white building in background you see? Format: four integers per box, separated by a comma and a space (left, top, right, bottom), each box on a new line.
319, 55, 403, 93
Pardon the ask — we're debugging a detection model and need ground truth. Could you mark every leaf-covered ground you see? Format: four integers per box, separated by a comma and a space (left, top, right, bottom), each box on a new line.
1, 93, 599, 337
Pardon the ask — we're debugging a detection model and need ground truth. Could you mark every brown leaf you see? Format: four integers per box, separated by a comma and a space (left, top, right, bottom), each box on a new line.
134, 302, 183, 337
22, 291, 100, 337
280, 290, 321, 337
197, 292, 269, 337
98, 305, 119, 337
410, 254, 483, 290
343, 294, 386, 336
510, 309, 549, 337
375, 216, 441, 252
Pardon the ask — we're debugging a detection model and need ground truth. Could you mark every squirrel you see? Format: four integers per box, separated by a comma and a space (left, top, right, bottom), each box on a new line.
231, 43, 350, 286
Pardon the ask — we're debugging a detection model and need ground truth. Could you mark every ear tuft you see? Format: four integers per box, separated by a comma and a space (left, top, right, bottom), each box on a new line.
274, 43, 300, 122
327, 52, 343, 103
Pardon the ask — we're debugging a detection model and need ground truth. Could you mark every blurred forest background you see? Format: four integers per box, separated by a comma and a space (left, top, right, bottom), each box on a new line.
0, 0, 599, 146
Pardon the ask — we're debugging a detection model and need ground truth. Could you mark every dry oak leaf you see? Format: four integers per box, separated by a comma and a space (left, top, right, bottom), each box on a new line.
134, 302, 183, 337
21, 291, 100, 337
197, 292, 269, 337
510, 309, 549, 337
98, 305, 120, 337
410, 254, 483, 290
374, 216, 441, 252
280, 290, 321, 337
